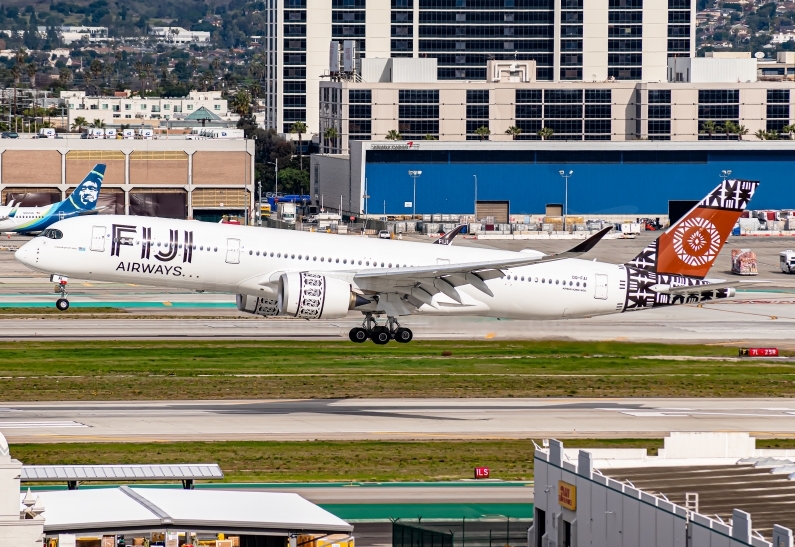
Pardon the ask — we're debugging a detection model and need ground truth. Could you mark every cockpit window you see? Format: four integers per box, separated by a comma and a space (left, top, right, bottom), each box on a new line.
38, 229, 63, 239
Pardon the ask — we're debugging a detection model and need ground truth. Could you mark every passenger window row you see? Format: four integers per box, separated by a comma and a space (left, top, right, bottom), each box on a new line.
507, 273, 587, 288
246, 249, 414, 268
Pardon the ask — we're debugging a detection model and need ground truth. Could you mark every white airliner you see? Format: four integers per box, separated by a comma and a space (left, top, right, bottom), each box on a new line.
15, 179, 759, 344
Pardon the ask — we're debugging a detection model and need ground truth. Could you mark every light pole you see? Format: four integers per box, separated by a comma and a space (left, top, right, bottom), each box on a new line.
559, 170, 573, 232
257, 178, 262, 226
267, 159, 279, 196
408, 170, 422, 219
721, 169, 732, 182
473, 174, 478, 220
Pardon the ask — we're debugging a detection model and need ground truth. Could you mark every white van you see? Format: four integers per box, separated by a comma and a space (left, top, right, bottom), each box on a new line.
122, 129, 135, 139
137, 129, 153, 139
37, 128, 56, 138
104, 128, 117, 139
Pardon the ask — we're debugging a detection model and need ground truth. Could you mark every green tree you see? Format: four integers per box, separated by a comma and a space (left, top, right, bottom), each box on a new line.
290, 121, 308, 170
736, 124, 749, 141
505, 125, 522, 140
71, 116, 87, 131
90, 119, 105, 128
230, 89, 252, 117
385, 129, 402, 140
755, 128, 766, 140
276, 167, 310, 195
474, 125, 491, 141
537, 127, 554, 140
422, 134, 438, 140
783, 124, 795, 140
700, 120, 718, 139
324, 126, 339, 152
721, 120, 739, 139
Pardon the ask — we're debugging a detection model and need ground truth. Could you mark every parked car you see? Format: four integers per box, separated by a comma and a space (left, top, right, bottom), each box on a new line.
1, 131, 18, 139
378, 230, 391, 239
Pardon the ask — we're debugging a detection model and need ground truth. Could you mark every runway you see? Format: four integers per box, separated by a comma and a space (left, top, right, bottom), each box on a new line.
1, 295, 795, 344
4, 398, 795, 443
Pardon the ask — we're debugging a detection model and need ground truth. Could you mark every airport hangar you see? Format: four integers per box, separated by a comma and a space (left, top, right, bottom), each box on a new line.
0, 139, 255, 223
311, 141, 795, 219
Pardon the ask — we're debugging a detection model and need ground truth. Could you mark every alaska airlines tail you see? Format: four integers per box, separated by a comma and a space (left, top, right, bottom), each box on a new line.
58, 164, 105, 215
626, 179, 759, 279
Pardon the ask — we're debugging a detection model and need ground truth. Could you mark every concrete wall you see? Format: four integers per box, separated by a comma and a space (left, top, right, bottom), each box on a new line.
311, 154, 352, 214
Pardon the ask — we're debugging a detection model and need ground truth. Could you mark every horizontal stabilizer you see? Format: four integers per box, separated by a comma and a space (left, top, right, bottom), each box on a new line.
651, 279, 770, 295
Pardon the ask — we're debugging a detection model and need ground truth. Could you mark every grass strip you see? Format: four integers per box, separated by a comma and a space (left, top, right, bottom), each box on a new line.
0, 340, 793, 400
9, 439, 663, 483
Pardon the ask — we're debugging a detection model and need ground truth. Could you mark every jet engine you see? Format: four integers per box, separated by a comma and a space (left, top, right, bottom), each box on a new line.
236, 294, 279, 317
277, 272, 358, 319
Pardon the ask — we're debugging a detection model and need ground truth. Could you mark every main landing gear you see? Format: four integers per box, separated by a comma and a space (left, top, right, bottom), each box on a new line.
349, 314, 413, 344
52, 276, 69, 311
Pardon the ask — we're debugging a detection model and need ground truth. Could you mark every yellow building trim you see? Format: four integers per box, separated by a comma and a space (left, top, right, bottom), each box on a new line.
66, 150, 126, 161
130, 151, 187, 161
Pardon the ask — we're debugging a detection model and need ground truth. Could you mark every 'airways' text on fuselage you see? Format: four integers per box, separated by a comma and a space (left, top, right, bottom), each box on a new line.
116, 261, 183, 276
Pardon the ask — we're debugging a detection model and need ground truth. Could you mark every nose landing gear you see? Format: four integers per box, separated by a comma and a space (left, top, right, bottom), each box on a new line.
51, 275, 69, 311
348, 314, 413, 344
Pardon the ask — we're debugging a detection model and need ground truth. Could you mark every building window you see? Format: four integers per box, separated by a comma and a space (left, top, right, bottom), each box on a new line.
698, 90, 739, 140
647, 89, 671, 140
398, 89, 439, 139
348, 88, 372, 143
466, 89, 489, 140
767, 89, 791, 134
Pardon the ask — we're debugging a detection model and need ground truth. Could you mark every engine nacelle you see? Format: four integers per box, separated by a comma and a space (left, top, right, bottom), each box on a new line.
278, 272, 355, 319
236, 294, 279, 317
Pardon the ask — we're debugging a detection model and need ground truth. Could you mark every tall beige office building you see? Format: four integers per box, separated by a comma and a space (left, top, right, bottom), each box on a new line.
261, 0, 695, 136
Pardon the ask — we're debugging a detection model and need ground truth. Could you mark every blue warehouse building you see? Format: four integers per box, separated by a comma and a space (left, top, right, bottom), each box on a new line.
311, 141, 795, 217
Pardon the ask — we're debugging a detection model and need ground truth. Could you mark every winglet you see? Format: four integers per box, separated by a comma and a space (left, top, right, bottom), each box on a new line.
433, 224, 466, 246
560, 226, 613, 255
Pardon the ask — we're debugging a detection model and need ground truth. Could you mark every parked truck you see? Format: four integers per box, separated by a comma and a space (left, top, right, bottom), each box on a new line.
278, 202, 297, 225
781, 250, 795, 273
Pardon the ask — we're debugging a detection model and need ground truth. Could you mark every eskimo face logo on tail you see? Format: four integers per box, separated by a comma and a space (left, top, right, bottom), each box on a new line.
672, 217, 721, 267
78, 181, 99, 207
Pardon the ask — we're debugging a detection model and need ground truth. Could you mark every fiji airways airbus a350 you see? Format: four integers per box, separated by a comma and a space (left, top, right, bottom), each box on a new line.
15, 179, 759, 343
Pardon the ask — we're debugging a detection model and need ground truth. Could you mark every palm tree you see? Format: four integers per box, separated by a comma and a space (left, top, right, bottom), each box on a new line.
768, 130, 780, 140
537, 127, 554, 140
721, 120, 738, 139
290, 121, 308, 170
71, 116, 87, 132
474, 126, 491, 141
755, 129, 766, 140
700, 120, 718, 139
422, 134, 438, 140
230, 90, 252, 117
26, 63, 37, 88
385, 129, 402, 140
505, 126, 522, 140
324, 126, 339, 152
91, 119, 106, 128
783, 124, 795, 140
736, 125, 749, 141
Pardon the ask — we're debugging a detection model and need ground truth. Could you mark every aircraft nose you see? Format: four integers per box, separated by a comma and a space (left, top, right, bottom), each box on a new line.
15, 240, 35, 267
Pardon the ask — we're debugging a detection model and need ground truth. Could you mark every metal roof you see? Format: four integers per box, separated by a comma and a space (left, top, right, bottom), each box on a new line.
21, 464, 223, 482
29, 487, 354, 535
601, 464, 795, 540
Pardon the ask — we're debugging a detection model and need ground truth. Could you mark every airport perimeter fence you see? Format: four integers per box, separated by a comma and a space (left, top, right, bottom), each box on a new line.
392, 519, 531, 547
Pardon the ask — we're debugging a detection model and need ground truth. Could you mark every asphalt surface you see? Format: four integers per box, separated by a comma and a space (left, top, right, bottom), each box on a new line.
4, 398, 795, 443
4, 233, 795, 344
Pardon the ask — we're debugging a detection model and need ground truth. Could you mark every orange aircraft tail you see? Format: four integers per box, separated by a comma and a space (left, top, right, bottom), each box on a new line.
626, 179, 759, 279
622, 179, 759, 312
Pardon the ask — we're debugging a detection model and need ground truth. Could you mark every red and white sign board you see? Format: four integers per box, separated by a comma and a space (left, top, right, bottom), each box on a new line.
739, 348, 779, 357
474, 467, 490, 479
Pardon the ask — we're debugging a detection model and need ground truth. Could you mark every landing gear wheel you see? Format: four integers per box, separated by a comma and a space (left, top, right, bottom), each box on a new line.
55, 298, 70, 311
349, 327, 368, 343
394, 327, 413, 343
371, 326, 391, 345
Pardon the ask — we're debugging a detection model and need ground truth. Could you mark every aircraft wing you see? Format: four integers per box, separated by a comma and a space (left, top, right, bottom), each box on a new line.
353, 227, 612, 301
651, 279, 770, 295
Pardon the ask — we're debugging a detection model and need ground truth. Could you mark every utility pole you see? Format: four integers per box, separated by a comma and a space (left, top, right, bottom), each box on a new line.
558, 170, 573, 232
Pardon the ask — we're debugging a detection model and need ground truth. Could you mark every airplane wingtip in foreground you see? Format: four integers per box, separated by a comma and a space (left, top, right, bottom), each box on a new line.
15, 178, 760, 343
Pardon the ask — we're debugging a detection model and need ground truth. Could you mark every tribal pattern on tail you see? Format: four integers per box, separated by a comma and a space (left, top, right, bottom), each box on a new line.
622, 179, 759, 312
